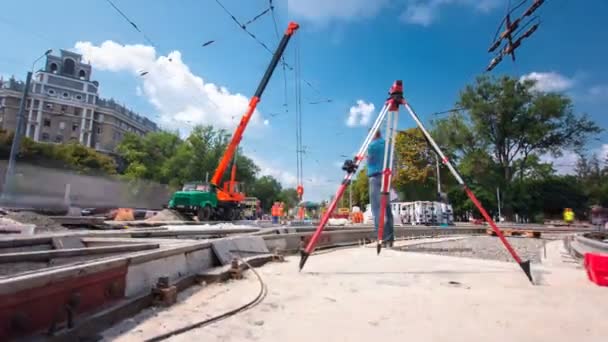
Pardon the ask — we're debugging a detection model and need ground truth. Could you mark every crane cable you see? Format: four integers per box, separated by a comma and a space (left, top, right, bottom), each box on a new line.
295, 34, 304, 201
269, 0, 289, 117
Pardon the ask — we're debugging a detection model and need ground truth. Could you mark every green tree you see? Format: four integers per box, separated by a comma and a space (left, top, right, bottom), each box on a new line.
278, 188, 299, 209
436, 74, 601, 220
249, 175, 282, 212
352, 166, 369, 207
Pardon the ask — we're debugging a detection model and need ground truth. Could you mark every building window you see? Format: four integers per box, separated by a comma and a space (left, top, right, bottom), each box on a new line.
61, 105, 67, 112
72, 123, 78, 132
55, 135, 63, 143
62, 58, 75, 75
74, 108, 82, 117
45, 103, 53, 110
41, 133, 50, 141
59, 122, 65, 130
96, 127, 102, 134
43, 119, 51, 127
78, 70, 86, 79
62, 92, 69, 99
50, 63, 58, 73
33, 100, 40, 107
26, 99, 32, 109
75, 94, 83, 101
47, 89, 56, 96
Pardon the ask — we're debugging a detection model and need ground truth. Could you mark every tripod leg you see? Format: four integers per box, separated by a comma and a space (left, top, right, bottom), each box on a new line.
403, 102, 533, 284
299, 104, 390, 271
377, 107, 399, 254
376, 110, 393, 253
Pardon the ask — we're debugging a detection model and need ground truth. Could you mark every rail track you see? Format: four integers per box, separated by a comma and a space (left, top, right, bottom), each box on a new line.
0, 224, 594, 341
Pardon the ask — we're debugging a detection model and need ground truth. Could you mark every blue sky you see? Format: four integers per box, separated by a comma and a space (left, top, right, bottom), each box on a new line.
2, 0, 607, 202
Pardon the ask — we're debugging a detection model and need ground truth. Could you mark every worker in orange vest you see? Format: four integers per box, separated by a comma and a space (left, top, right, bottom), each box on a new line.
271, 202, 279, 224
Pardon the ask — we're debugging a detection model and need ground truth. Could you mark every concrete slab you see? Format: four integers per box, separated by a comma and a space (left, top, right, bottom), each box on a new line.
102, 247, 608, 342
211, 236, 269, 266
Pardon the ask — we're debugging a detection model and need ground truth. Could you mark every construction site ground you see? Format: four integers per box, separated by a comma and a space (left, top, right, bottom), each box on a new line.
102, 239, 608, 342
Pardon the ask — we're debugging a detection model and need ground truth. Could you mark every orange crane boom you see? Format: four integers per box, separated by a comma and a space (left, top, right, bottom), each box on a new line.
211, 22, 300, 188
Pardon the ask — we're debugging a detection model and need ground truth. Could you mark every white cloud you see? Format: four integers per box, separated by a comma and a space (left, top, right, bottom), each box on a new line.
346, 100, 375, 127
400, 0, 502, 26
600, 144, 608, 162
589, 85, 608, 98
289, 0, 500, 25
249, 154, 298, 187
540, 150, 579, 175
540, 144, 608, 175
520, 72, 575, 92
74, 40, 263, 133
288, 0, 389, 23
248, 154, 336, 201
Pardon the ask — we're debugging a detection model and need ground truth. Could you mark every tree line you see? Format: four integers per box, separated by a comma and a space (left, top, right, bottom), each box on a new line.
347, 75, 605, 222
0, 126, 299, 212
3, 74, 605, 220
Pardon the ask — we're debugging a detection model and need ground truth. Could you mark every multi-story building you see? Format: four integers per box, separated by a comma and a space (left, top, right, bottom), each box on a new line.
0, 50, 158, 152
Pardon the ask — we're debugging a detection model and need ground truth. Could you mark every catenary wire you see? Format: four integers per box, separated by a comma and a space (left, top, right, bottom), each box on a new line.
104, 0, 159, 48
213, 0, 328, 99
491, 0, 529, 42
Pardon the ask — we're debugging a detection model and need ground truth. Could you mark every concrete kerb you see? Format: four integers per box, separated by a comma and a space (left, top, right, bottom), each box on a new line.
2, 225, 489, 340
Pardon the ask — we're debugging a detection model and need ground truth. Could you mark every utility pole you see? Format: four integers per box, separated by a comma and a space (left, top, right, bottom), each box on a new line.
496, 187, 502, 222
2, 71, 32, 200
436, 156, 441, 202
348, 184, 352, 210
2, 49, 52, 201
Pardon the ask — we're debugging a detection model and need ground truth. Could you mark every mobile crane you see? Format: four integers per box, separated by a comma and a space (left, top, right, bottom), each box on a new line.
167, 22, 300, 221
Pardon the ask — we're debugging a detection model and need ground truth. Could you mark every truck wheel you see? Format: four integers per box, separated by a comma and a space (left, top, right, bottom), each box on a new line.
197, 205, 212, 221
225, 207, 237, 221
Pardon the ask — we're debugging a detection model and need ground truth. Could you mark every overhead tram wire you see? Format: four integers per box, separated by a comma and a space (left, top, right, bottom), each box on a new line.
213, 0, 329, 101
269, 0, 289, 118
104, 0, 160, 49
491, 0, 529, 43
294, 34, 304, 190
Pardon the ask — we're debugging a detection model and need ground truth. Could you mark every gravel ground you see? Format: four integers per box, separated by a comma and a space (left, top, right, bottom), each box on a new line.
145, 209, 188, 222
398, 236, 548, 263
4, 211, 68, 233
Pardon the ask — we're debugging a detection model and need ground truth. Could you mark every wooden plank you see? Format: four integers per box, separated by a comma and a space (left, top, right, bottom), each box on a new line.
0, 236, 52, 248
52, 236, 85, 249
51, 216, 106, 226
0, 243, 159, 263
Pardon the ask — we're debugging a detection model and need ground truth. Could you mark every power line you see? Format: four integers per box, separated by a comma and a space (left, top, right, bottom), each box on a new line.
269, 0, 289, 118
491, 0, 528, 42
243, 7, 272, 28
213, 0, 329, 100
104, 0, 160, 49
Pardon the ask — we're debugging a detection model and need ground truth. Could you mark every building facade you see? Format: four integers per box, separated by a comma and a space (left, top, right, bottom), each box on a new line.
0, 50, 158, 152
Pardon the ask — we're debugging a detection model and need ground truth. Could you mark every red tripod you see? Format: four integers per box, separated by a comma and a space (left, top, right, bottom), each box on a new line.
299, 80, 533, 284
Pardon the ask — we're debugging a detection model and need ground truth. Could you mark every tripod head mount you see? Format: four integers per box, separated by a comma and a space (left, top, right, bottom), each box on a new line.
387, 80, 405, 111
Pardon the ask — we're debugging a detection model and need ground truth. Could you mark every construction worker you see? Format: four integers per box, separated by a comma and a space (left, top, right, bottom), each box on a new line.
367, 130, 394, 246
564, 208, 574, 226
271, 202, 279, 224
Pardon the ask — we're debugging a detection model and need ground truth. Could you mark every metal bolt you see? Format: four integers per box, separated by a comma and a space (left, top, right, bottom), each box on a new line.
68, 292, 81, 309
157, 276, 170, 289
11, 312, 28, 332
105, 281, 122, 298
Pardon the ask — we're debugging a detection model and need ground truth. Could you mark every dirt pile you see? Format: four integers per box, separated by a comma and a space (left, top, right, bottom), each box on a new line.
4, 211, 68, 233
145, 209, 189, 222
